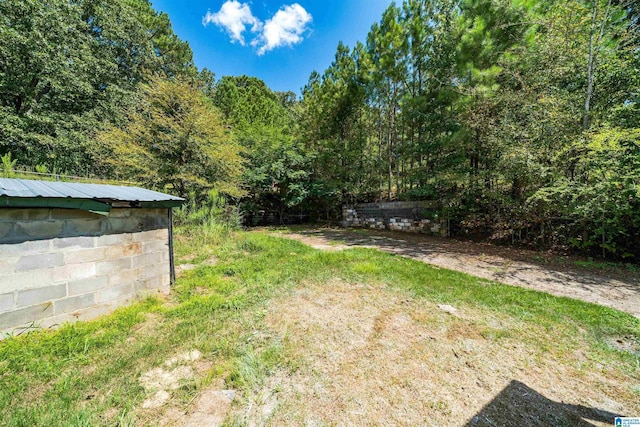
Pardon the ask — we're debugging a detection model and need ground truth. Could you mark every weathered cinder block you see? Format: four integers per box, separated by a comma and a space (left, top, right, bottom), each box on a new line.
142, 240, 167, 254
0, 209, 29, 222
133, 229, 168, 243
0, 256, 18, 272
16, 253, 64, 271
108, 268, 140, 287
142, 263, 169, 280
106, 242, 141, 259
0, 207, 175, 335
96, 283, 134, 304
95, 233, 134, 247
41, 302, 113, 329
17, 284, 66, 307
96, 257, 132, 275
54, 236, 96, 249
0, 269, 53, 293
53, 263, 96, 283
0, 303, 54, 330
49, 209, 99, 221
54, 293, 96, 315
0, 240, 50, 256
68, 275, 108, 296
108, 208, 132, 218
15, 221, 64, 240
64, 219, 105, 236
133, 253, 161, 268
64, 247, 105, 264
0, 223, 14, 241
107, 217, 142, 234
0, 293, 14, 313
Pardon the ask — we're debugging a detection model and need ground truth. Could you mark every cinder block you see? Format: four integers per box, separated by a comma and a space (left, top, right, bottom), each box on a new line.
0, 209, 29, 222
0, 293, 14, 313
16, 253, 64, 271
141, 276, 162, 291
54, 293, 96, 315
142, 240, 167, 254
0, 223, 14, 241
132, 229, 167, 243
73, 303, 112, 321
0, 256, 18, 272
0, 240, 51, 256
142, 263, 169, 280
96, 283, 134, 304
106, 242, 141, 259
64, 247, 105, 264
108, 267, 141, 286
68, 275, 108, 296
53, 263, 95, 283
50, 209, 99, 221
133, 253, 161, 268
96, 257, 131, 275
161, 273, 170, 287
108, 208, 132, 218
54, 236, 96, 249
64, 219, 105, 236
0, 269, 53, 293
107, 217, 141, 234
15, 220, 64, 239
0, 302, 54, 330
16, 284, 66, 307
95, 233, 134, 247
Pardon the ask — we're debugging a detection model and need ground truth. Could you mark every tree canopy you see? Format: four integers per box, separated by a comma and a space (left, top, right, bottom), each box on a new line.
1, 0, 638, 259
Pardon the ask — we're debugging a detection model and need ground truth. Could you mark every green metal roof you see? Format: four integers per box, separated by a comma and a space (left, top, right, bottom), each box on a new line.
0, 179, 184, 213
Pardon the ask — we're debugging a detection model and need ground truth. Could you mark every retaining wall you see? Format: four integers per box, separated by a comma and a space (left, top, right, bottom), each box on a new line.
342, 201, 448, 236
0, 208, 171, 336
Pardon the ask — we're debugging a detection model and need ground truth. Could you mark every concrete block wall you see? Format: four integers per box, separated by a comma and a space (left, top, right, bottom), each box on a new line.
0, 208, 171, 336
342, 201, 448, 236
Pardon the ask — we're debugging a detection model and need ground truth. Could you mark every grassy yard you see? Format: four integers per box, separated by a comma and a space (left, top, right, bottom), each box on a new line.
0, 225, 639, 426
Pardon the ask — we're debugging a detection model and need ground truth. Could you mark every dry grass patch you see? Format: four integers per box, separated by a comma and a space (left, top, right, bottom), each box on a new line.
230, 278, 639, 426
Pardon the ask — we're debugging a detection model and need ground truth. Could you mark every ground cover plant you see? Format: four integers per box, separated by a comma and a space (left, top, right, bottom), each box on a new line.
0, 225, 638, 426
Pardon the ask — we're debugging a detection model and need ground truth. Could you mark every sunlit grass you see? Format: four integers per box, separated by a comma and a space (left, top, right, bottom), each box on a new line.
0, 227, 638, 425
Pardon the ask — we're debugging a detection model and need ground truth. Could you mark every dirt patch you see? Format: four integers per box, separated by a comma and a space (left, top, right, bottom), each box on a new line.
176, 264, 198, 278
270, 228, 640, 318
140, 351, 202, 409
232, 278, 637, 426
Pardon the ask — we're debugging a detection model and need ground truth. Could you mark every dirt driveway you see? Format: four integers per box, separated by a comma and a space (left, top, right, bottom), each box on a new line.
269, 227, 640, 318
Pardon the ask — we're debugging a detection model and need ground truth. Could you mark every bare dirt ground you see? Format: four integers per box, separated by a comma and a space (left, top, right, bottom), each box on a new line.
231, 278, 636, 426
269, 227, 640, 318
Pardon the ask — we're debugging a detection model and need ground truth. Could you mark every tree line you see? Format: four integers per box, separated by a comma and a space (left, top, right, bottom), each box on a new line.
299, 0, 640, 259
1, 0, 638, 259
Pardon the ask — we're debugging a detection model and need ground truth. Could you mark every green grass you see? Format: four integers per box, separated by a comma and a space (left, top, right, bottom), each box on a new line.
0, 225, 638, 425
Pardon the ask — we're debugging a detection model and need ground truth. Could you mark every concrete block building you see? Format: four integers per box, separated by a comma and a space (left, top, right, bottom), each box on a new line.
0, 178, 184, 336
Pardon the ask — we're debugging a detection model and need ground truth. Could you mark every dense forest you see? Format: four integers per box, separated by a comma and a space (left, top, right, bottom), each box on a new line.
1, 0, 639, 259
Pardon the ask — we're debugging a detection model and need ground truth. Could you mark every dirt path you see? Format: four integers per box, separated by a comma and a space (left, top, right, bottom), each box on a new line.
269, 228, 640, 318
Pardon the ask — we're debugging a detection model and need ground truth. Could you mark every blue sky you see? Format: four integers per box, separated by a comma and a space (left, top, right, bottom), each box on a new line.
150, 1, 394, 94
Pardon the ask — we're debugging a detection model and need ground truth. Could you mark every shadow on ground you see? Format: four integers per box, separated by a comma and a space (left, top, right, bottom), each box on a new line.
466, 380, 621, 426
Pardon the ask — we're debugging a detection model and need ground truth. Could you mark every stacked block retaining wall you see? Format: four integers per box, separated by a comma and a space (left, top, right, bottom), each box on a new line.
342, 201, 448, 236
0, 208, 171, 335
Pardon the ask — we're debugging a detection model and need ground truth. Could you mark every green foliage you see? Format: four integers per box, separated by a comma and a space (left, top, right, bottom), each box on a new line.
97, 76, 244, 198
212, 75, 313, 222
174, 189, 243, 232
300, 0, 640, 259
0, 0, 195, 175
1, 152, 17, 178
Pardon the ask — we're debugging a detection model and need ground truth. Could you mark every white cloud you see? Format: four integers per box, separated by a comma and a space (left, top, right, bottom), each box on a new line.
252, 4, 312, 55
203, 1, 261, 45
